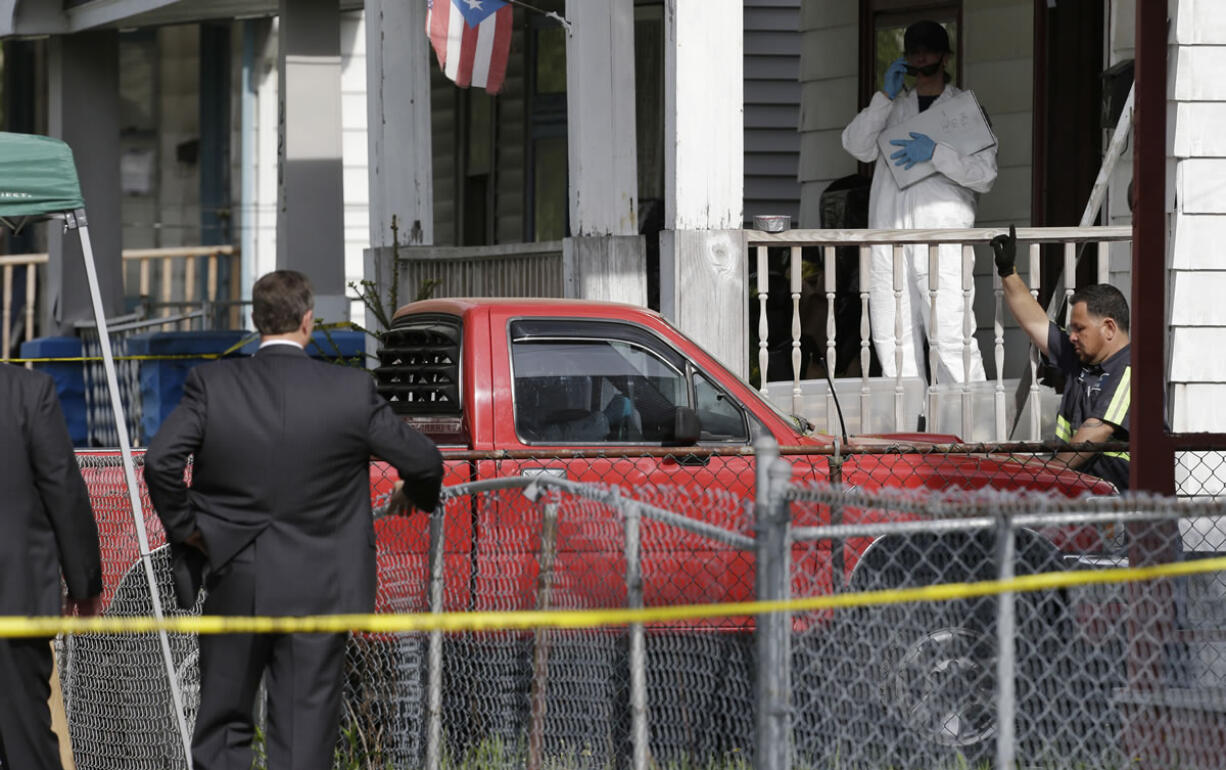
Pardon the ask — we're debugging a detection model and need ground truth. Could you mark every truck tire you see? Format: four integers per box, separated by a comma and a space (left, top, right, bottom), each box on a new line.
838, 529, 1074, 768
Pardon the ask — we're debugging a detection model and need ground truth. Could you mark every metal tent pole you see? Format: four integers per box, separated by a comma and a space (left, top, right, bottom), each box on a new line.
67, 210, 194, 767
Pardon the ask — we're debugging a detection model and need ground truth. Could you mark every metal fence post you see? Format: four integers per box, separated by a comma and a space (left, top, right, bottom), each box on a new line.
425, 503, 446, 770
995, 513, 1017, 770
621, 495, 649, 770
528, 498, 561, 770
754, 436, 792, 770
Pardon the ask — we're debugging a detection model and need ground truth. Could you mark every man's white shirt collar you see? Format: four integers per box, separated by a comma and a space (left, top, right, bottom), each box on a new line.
259, 339, 305, 350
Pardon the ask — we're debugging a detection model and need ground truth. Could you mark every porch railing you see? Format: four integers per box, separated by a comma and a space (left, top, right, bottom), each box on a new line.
0, 245, 241, 360
1, 251, 46, 362
392, 241, 566, 299
747, 226, 1133, 442
126, 245, 242, 330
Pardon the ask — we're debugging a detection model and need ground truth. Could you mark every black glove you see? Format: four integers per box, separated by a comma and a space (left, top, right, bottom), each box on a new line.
990, 224, 1017, 278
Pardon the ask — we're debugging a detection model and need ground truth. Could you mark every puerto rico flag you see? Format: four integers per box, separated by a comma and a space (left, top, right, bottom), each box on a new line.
426, 0, 513, 94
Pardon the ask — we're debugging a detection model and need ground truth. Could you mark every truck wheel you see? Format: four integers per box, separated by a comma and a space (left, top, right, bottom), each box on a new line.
876, 598, 998, 766
842, 530, 1072, 767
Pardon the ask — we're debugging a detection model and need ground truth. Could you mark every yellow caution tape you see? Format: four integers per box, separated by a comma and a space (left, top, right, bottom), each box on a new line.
7, 355, 250, 364
2, 554, 1221, 638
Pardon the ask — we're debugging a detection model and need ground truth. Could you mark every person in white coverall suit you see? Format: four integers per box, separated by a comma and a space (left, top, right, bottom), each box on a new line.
841, 20, 994, 384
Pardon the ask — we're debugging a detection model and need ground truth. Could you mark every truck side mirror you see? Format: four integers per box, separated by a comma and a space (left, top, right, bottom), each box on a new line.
672, 406, 702, 445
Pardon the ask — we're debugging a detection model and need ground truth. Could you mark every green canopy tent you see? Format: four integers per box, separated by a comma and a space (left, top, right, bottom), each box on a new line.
0, 131, 193, 759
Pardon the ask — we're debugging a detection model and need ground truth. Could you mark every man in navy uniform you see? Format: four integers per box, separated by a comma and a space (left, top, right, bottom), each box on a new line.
992, 226, 1131, 490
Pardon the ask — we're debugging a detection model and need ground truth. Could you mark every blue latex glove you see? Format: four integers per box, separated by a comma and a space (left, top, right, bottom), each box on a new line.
883, 57, 908, 100
889, 132, 937, 169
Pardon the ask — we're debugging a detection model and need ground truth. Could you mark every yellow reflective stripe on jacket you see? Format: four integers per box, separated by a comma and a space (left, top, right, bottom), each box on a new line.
1105, 366, 1131, 426
1056, 415, 1072, 441
1102, 451, 1130, 461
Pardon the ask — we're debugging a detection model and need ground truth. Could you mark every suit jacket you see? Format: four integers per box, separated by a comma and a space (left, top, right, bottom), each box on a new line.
0, 365, 101, 616
144, 344, 444, 614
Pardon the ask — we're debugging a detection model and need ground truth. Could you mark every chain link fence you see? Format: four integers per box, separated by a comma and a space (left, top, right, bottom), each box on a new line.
55, 443, 1226, 769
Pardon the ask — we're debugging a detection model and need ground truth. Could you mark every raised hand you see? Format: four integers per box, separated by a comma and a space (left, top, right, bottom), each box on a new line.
883, 57, 908, 100
990, 225, 1018, 277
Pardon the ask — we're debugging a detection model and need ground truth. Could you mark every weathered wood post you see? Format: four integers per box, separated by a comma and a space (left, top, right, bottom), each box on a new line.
660, 0, 747, 379
562, 0, 647, 305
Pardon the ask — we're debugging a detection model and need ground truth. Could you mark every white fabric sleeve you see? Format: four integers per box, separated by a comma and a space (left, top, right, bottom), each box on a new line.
841, 91, 895, 164
931, 142, 999, 194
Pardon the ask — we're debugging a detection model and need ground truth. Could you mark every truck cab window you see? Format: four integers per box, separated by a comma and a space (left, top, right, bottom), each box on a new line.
511, 330, 751, 446
511, 337, 687, 444
693, 371, 749, 442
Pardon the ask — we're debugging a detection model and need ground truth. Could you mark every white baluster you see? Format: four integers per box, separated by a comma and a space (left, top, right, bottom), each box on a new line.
824, 245, 838, 433
893, 243, 905, 432
994, 267, 1006, 441
757, 246, 770, 394
962, 243, 975, 439
791, 246, 803, 418
927, 243, 939, 430
1064, 241, 1076, 327
1028, 241, 1042, 441
859, 245, 871, 434
1098, 241, 1110, 285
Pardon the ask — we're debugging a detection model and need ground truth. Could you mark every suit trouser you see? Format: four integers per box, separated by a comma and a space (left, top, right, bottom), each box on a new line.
868, 242, 987, 383
192, 544, 348, 770
0, 636, 62, 770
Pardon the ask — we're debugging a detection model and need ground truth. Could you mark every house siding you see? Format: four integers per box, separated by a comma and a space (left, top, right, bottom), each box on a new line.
1168, 0, 1226, 433
495, 19, 527, 244
745, 0, 802, 225
341, 11, 368, 320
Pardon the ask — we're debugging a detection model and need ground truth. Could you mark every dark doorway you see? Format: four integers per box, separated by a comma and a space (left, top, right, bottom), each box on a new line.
1033, 0, 1105, 306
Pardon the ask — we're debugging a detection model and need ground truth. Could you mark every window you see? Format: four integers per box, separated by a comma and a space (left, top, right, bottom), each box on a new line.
862, 1, 961, 104
694, 372, 749, 442
509, 321, 749, 445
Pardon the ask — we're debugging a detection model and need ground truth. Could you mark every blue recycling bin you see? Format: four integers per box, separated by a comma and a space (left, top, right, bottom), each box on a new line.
305, 330, 367, 365
126, 330, 253, 444
20, 336, 88, 447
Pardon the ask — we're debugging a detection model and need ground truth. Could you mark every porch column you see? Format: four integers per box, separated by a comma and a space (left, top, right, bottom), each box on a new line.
563, 0, 646, 305
660, 0, 746, 377
365, 0, 433, 249
46, 31, 122, 334
277, 0, 347, 322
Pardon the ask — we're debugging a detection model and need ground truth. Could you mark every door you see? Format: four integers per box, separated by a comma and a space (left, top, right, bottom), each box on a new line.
488, 318, 763, 614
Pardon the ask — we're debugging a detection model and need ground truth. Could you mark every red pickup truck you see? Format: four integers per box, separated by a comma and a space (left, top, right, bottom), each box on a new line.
72, 297, 1117, 767
366, 298, 1117, 762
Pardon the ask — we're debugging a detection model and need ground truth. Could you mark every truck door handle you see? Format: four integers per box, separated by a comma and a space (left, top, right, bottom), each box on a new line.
665, 452, 709, 467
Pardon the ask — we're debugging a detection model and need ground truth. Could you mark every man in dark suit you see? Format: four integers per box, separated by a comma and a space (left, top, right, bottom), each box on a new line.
145, 270, 443, 770
0, 364, 102, 770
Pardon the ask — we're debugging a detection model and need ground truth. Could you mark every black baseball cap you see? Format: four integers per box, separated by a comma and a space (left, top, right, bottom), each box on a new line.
904, 20, 952, 55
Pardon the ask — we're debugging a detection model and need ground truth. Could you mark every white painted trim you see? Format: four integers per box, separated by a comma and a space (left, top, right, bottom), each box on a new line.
0, 0, 17, 36
565, 0, 639, 236
63, 0, 177, 31
364, 0, 434, 248
664, 0, 743, 230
